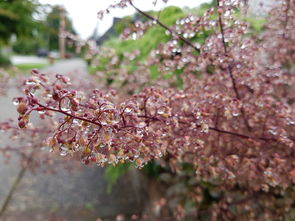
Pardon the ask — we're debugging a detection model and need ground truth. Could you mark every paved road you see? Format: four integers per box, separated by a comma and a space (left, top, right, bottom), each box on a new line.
10, 56, 48, 65
0, 59, 145, 221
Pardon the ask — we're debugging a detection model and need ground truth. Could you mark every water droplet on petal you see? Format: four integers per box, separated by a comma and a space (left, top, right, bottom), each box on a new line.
60, 150, 68, 157
201, 123, 209, 133
124, 107, 132, 113
61, 107, 70, 112
13, 99, 19, 106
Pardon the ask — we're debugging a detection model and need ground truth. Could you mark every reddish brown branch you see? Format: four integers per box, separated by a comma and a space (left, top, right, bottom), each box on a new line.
36, 101, 275, 143
36, 102, 102, 127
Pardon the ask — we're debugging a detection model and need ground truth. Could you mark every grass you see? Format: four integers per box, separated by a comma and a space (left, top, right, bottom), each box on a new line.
14, 63, 48, 72
1, 63, 49, 77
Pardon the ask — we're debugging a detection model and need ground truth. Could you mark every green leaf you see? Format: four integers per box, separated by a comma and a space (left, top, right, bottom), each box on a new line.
104, 163, 131, 193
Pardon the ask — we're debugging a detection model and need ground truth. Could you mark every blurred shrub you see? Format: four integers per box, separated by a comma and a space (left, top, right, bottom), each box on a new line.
12, 37, 46, 55
104, 162, 132, 193
0, 53, 11, 67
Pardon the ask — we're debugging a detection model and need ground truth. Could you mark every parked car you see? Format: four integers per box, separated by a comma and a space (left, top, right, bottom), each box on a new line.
36, 48, 48, 57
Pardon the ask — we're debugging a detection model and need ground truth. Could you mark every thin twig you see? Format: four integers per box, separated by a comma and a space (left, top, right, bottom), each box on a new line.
36, 102, 274, 143
283, 0, 291, 39
216, 0, 252, 131
128, 0, 200, 52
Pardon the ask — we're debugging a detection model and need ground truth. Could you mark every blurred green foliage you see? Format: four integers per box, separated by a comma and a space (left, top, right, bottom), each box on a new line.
104, 160, 165, 193
104, 162, 132, 193
0, 53, 11, 67
12, 37, 46, 55
107, 6, 185, 60
0, 1, 76, 56
0, 0, 39, 45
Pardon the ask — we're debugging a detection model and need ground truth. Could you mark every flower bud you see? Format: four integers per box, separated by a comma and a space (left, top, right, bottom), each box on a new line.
31, 69, 39, 74
18, 120, 26, 128
16, 103, 28, 115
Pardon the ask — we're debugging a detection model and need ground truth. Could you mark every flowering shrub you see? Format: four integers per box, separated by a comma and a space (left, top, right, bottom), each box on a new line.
3, 0, 295, 220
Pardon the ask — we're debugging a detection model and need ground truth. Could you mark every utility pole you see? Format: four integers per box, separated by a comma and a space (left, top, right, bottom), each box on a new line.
59, 6, 66, 59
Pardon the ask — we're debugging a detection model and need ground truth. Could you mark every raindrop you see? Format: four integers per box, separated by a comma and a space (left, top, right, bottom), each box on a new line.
12, 98, 19, 106
201, 123, 209, 133
60, 150, 68, 157
209, 21, 216, 26
195, 43, 201, 49
137, 122, 146, 128
264, 170, 273, 176
224, 10, 231, 17
157, 108, 165, 115
132, 33, 137, 40
268, 130, 277, 135
182, 57, 188, 63
73, 119, 79, 124
183, 33, 189, 38
124, 107, 132, 113
61, 107, 70, 112
25, 80, 36, 85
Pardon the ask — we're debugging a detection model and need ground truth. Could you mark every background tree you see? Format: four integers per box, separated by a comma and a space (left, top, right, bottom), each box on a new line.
0, 0, 39, 44
46, 5, 76, 52
0, 0, 39, 65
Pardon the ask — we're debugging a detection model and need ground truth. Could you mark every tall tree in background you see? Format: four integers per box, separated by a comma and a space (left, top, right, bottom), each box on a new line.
46, 5, 76, 52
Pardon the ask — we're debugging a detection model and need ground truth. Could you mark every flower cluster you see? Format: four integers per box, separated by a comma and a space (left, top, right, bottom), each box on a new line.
6, 0, 295, 220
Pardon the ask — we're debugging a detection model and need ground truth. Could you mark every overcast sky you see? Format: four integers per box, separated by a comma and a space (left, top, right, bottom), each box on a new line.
39, 0, 210, 39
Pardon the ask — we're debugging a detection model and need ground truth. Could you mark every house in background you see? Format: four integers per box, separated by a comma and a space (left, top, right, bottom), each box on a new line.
96, 17, 122, 46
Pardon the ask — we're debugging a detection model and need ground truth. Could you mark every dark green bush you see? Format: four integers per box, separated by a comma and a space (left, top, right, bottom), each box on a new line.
0, 53, 11, 67
12, 38, 46, 55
